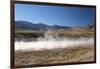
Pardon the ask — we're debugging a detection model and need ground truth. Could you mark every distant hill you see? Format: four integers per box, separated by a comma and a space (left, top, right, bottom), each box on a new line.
88, 23, 95, 29
15, 20, 71, 30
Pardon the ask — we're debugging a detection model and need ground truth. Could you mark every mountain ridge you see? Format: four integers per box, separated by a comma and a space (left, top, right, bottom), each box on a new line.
15, 20, 71, 30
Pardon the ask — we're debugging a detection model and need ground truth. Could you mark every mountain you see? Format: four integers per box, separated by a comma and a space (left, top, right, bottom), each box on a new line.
15, 20, 71, 30
88, 23, 95, 29
15, 21, 38, 30
52, 25, 71, 29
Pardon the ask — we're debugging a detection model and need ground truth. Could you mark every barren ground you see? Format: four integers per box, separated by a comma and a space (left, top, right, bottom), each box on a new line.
15, 44, 94, 67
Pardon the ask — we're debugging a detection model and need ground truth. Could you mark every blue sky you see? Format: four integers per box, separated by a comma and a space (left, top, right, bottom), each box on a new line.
15, 4, 95, 27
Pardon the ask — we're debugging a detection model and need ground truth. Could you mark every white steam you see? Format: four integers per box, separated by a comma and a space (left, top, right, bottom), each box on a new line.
15, 30, 94, 50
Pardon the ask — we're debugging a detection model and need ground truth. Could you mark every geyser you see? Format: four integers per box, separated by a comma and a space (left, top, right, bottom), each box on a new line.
15, 30, 94, 50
